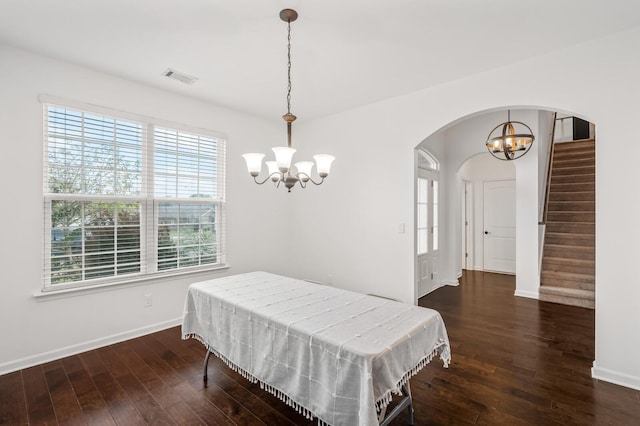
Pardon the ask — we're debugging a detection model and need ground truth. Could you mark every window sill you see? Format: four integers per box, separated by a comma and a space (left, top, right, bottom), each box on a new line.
33, 264, 230, 302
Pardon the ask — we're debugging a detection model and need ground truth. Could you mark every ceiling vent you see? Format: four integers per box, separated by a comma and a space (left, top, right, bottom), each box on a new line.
162, 68, 198, 85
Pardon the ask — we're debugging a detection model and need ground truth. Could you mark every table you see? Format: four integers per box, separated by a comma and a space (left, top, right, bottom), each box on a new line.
182, 272, 450, 425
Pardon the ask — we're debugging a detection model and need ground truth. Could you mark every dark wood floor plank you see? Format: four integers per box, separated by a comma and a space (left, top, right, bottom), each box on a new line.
129, 338, 184, 388
0, 371, 27, 425
22, 366, 57, 425
110, 341, 181, 410
98, 346, 150, 403
61, 356, 115, 425
169, 381, 236, 426
2, 270, 640, 425
164, 401, 206, 426
199, 379, 266, 426
78, 350, 107, 377
90, 370, 145, 426
43, 364, 86, 425
129, 394, 174, 426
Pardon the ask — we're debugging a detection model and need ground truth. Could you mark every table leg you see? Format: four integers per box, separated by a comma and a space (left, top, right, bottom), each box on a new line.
203, 350, 212, 382
379, 382, 414, 426
403, 383, 414, 425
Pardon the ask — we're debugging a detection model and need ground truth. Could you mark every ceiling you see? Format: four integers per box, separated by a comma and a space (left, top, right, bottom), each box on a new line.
2, 0, 640, 121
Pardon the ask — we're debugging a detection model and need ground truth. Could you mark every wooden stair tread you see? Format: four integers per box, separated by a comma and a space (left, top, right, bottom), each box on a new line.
547, 213, 595, 222
545, 221, 595, 227
545, 231, 595, 237
550, 178, 595, 183
547, 209, 595, 213
548, 201, 595, 211
543, 256, 594, 266
552, 167, 595, 176
547, 213, 595, 217
549, 194, 595, 202
544, 243, 594, 251
553, 153, 595, 160
552, 162, 595, 168
553, 139, 595, 149
539, 286, 595, 308
539, 286, 594, 299
540, 270, 595, 283
545, 240, 594, 248
554, 154, 595, 161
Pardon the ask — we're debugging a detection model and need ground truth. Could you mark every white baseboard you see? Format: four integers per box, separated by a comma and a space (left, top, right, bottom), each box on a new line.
417, 280, 452, 299
592, 363, 640, 391
444, 280, 459, 287
0, 317, 182, 376
514, 289, 539, 299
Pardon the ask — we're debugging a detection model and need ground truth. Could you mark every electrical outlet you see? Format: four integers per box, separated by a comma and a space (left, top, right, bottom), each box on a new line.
144, 294, 152, 307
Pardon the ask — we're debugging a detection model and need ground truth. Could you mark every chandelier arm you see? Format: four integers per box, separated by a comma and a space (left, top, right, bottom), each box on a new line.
296, 173, 325, 186
253, 172, 284, 185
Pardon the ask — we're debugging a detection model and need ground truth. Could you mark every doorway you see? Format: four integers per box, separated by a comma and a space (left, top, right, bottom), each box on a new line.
458, 152, 516, 275
416, 149, 439, 297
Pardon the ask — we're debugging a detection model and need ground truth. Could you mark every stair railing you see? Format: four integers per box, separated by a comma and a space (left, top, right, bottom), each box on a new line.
542, 112, 558, 225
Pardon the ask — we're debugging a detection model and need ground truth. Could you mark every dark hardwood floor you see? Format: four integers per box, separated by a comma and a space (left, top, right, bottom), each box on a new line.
2, 270, 639, 425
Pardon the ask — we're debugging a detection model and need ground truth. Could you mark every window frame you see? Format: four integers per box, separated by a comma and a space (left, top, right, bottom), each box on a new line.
416, 177, 429, 255
41, 95, 227, 292
416, 148, 440, 257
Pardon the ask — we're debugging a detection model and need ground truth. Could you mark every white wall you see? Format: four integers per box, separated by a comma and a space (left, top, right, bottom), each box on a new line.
289, 27, 640, 390
0, 44, 290, 373
514, 137, 541, 298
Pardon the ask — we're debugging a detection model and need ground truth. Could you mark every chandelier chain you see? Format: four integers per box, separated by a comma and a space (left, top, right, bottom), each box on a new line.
286, 17, 292, 115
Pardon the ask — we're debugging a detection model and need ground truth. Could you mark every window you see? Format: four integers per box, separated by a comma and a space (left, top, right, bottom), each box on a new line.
43, 102, 226, 289
432, 180, 439, 251
417, 149, 439, 171
416, 177, 439, 254
417, 178, 429, 255
416, 148, 439, 257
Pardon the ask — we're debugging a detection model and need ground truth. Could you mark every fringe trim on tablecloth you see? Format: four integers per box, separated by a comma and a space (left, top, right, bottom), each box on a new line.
184, 333, 449, 426
184, 333, 259, 383
184, 333, 320, 422
374, 339, 450, 413
260, 382, 316, 420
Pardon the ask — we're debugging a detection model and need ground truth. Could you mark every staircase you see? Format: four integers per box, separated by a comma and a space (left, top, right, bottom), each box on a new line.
539, 138, 595, 309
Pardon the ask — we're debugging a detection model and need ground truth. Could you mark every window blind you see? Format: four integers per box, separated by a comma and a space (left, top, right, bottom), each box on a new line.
43, 102, 226, 290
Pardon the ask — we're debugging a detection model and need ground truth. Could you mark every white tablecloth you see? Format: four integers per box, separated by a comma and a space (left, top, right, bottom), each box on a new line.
182, 272, 450, 426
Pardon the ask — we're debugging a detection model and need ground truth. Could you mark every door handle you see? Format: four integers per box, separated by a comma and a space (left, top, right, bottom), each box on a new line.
484, 231, 489, 235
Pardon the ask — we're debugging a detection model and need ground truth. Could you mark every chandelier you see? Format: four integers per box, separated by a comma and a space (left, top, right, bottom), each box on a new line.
242, 9, 335, 192
485, 110, 535, 160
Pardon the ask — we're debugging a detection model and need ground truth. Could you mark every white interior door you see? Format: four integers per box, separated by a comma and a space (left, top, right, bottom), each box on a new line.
483, 180, 516, 274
